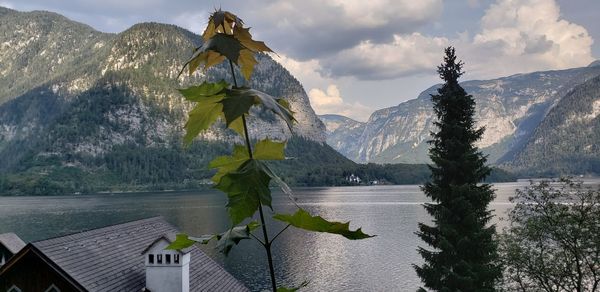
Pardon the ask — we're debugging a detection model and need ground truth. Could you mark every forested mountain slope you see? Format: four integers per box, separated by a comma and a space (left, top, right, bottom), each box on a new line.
0, 7, 347, 194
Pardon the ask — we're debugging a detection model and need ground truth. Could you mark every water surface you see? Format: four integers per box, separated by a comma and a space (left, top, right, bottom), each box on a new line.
0, 182, 551, 291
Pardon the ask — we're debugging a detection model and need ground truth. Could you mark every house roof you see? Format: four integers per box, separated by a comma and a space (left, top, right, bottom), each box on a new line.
0, 233, 26, 254
31, 217, 249, 292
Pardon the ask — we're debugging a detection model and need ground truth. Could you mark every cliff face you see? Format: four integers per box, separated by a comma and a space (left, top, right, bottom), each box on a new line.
0, 8, 337, 193
319, 114, 366, 160
322, 65, 600, 167
506, 74, 600, 176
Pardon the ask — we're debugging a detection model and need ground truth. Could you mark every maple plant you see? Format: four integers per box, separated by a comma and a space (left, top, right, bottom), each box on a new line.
167, 10, 373, 291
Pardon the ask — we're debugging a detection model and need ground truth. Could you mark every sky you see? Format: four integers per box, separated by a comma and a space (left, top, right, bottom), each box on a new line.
2, 0, 599, 121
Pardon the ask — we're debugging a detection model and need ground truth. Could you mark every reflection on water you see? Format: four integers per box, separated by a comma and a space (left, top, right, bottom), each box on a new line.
0, 182, 574, 291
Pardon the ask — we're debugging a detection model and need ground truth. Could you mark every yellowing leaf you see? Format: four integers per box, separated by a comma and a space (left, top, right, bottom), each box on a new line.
273, 208, 375, 240
201, 21, 216, 41
209, 10, 242, 37
234, 26, 273, 53
205, 50, 227, 69
181, 34, 242, 77
228, 116, 245, 136
187, 51, 206, 76
238, 49, 258, 80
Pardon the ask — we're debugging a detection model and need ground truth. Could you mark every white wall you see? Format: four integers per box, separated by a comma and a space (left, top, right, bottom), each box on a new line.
144, 238, 190, 292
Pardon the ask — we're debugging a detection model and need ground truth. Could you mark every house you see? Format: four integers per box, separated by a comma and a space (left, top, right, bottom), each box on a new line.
346, 174, 361, 183
0, 233, 25, 268
0, 217, 249, 292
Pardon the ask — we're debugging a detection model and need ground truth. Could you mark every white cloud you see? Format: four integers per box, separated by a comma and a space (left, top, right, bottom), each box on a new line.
322, 33, 449, 80
317, 0, 595, 80
271, 54, 327, 89
308, 85, 373, 121
463, 0, 594, 77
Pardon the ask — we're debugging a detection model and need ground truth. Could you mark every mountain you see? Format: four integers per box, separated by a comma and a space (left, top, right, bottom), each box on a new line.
319, 114, 366, 160
506, 74, 600, 176
0, 7, 347, 194
323, 64, 600, 170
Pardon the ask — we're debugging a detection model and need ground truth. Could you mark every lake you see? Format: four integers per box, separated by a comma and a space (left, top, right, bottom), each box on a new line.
0, 182, 562, 291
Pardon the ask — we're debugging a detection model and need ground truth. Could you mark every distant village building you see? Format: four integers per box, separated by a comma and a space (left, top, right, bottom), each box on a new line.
346, 174, 361, 183
0, 217, 249, 292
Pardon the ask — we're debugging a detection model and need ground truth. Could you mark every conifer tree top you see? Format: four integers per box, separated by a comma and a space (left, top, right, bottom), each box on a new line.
437, 46, 464, 83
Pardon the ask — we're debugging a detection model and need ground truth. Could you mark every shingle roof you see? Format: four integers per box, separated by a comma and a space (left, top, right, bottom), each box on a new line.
32, 217, 249, 292
0, 233, 26, 254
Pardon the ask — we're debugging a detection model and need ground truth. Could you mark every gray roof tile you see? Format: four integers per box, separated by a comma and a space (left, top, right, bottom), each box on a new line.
0, 233, 26, 254
32, 217, 249, 292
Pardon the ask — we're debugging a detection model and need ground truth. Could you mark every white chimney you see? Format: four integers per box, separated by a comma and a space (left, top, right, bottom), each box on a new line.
142, 236, 191, 292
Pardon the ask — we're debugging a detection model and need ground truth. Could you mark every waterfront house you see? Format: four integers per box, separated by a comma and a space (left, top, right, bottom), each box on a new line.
0, 217, 249, 292
0, 233, 25, 268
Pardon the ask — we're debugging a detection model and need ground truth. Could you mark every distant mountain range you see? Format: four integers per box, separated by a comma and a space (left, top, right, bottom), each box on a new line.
0, 7, 357, 194
320, 61, 600, 176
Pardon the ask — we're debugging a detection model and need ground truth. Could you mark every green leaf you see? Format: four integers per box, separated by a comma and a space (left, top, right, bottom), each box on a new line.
165, 234, 198, 250
224, 87, 296, 131
183, 95, 224, 146
215, 160, 273, 225
273, 208, 375, 240
259, 159, 295, 203
166, 222, 259, 256
208, 144, 250, 183
178, 80, 229, 101
213, 221, 260, 255
253, 139, 285, 160
277, 281, 309, 292
220, 93, 257, 127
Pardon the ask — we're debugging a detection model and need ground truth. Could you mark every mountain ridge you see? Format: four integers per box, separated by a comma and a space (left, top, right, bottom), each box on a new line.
0, 7, 343, 194
320, 64, 600, 176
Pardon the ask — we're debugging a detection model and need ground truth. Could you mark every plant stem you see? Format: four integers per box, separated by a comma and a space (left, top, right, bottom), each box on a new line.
229, 59, 277, 292
258, 199, 278, 292
229, 60, 238, 87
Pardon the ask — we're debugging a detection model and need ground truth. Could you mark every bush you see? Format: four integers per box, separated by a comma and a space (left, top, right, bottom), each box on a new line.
499, 178, 600, 292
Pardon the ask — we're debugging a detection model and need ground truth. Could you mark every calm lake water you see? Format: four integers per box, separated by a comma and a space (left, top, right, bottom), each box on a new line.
0, 181, 590, 291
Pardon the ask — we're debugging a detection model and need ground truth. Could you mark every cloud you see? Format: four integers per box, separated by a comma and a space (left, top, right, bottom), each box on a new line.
462, 0, 594, 77
316, 0, 595, 80
308, 85, 373, 121
2, 0, 595, 84
321, 33, 449, 80
252, 0, 443, 60
271, 54, 326, 89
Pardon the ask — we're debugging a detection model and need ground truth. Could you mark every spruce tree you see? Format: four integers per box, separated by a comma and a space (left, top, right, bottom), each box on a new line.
415, 47, 501, 291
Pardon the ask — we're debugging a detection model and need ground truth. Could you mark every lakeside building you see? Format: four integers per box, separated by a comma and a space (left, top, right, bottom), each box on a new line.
0, 233, 25, 268
0, 217, 249, 292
